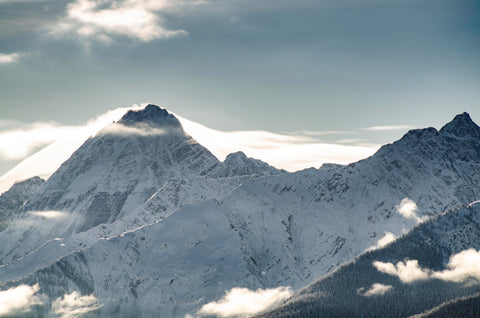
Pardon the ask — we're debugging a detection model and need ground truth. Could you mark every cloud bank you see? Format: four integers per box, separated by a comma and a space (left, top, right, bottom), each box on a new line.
357, 283, 393, 297
373, 249, 480, 284
196, 287, 292, 317
0, 105, 379, 193
0, 284, 43, 315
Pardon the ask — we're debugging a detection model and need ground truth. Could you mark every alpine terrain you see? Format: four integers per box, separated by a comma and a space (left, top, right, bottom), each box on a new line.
0, 106, 479, 317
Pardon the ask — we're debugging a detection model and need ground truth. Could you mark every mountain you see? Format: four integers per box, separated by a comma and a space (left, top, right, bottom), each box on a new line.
0, 111, 479, 317
258, 202, 480, 318
0, 176, 44, 231
0, 105, 282, 265
413, 292, 480, 318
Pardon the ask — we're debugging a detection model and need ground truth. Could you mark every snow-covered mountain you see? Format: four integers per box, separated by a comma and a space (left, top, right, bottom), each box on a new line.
0, 176, 44, 231
0, 105, 282, 266
259, 202, 480, 318
0, 109, 479, 317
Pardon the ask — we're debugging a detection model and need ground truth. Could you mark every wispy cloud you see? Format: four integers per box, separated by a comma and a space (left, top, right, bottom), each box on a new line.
195, 287, 292, 317
50, 0, 205, 42
0, 106, 142, 193
357, 283, 393, 297
50, 291, 101, 318
0, 284, 43, 315
373, 249, 480, 284
177, 114, 379, 172
364, 125, 415, 131
27, 210, 69, 219
0, 52, 21, 64
0, 105, 379, 193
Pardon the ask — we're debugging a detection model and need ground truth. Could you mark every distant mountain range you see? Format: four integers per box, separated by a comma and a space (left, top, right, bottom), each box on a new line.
0, 105, 479, 317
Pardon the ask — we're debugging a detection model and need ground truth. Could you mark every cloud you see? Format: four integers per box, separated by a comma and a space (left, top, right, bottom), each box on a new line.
196, 287, 292, 317
368, 232, 396, 251
364, 125, 415, 131
0, 105, 379, 193
99, 122, 167, 137
0, 105, 142, 193
431, 249, 480, 283
373, 249, 480, 284
0, 284, 43, 315
27, 210, 69, 219
396, 198, 423, 224
0, 52, 21, 64
357, 283, 393, 297
176, 114, 379, 173
50, 291, 101, 318
0, 122, 79, 160
373, 259, 430, 283
50, 0, 203, 42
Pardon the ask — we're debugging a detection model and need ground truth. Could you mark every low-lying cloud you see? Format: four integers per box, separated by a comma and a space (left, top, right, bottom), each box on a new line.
367, 232, 396, 251
373, 259, 430, 283
100, 122, 167, 137
0, 105, 380, 193
27, 210, 69, 219
396, 198, 423, 223
195, 286, 292, 317
373, 249, 480, 284
0, 284, 43, 315
357, 283, 393, 297
51, 291, 102, 318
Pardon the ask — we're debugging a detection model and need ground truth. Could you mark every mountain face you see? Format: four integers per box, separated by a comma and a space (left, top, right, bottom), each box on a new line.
259, 202, 480, 318
0, 176, 44, 231
0, 109, 479, 317
0, 105, 282, 265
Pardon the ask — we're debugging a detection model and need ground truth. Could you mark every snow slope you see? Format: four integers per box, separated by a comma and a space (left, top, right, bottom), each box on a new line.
1, 112, 479, 317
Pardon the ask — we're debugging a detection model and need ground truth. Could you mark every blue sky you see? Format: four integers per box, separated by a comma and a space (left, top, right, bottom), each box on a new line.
0, 0, 479, 180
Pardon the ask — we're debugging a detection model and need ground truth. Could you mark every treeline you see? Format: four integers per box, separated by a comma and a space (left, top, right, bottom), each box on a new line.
258, 204, 480, 317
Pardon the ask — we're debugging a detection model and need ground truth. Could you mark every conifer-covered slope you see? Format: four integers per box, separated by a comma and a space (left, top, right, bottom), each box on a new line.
1, 112, 479, 317
259, 202, 480, 318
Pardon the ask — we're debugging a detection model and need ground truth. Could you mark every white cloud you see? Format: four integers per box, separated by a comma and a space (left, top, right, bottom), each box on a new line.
373, 249, 480, 284
431, 249, 480, 283
0, 105, 379, 194
27, 210, 69, 219
0, 284, 43, 315
50, 291, 101, 318
364, 125, 415, 131
100, 122, 167, 137
196, 287, 292, 317
0, 122, 78, 160
177, 115, 379, 173
357, 283, 393, 297
0, 106, 141, 193
373, 259, 430, 283
368, 232, 396, 251
0, 52, 21, 64
51, 0, 203, 42
396, 198, 422, 224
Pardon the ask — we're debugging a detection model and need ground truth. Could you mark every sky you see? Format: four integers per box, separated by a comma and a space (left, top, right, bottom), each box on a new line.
0, 0, 479, 187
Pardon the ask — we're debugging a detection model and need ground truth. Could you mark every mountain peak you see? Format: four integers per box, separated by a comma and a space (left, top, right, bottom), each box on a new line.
118, 104, 182, 128
439, 112, 480, 139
